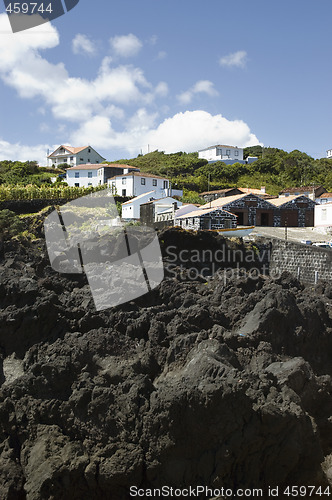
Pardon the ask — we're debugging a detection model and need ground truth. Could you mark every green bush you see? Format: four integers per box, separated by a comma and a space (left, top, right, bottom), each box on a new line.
0, 210, 24, 239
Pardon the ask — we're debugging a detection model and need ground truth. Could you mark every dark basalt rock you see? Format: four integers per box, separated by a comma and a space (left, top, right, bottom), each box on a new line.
0, 229, 331, 499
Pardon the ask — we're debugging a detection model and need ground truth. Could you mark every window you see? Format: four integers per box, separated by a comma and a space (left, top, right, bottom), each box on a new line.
88, 172, 92, 178
217, 148, 222, 156
235, 150, 239, 156
153, 179, 157, 186
163, 180, 168, 189
122, 177, 126, 184
75, 172, 79, 178
122, 189, 126, 196
70, 156, 74, 161
226, 149, 230, 156
141, 178, 146, 185
88, 183, 92, 186
80, 158, 84, 161
96, 160, 99, 163
88, 148, 91, 153
75, 183, 79, 187
87, 159, 90, 163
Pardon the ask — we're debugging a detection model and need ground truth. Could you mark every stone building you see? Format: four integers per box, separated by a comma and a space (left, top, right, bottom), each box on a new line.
269, 195, 316, 227
175, 207, 237, 231
201, 193, 315, 227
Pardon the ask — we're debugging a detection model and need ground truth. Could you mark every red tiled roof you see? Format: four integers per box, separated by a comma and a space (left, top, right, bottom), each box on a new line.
318, 193, 332, 198
279, 185, 322, 194
199, 188, 238, 196
48, 145, 88, 157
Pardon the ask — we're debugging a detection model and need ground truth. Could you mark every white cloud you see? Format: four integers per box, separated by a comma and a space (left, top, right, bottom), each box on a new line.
0, 14, 59, 71
155, 81, 169, 97
146, 110, 259, 152
70, 110, 260, 156
156, 51, 167, 60
219, 50, 247, 68
177, 80, 219, 104
0, 139, 51, 164
0, 16, 260, 162
110, 34, 143, 58
72, 34, 97, 56
0, 16, 163, 123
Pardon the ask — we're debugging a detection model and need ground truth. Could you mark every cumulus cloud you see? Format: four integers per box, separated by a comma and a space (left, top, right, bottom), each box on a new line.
72, 34, 97, 56
110, 34, 143, 58
219, 50, 247, 68
0, 138, 51, 164
0, 15, 164, 123
70, 110, 260, 156
0, 16, 260, 162
177, 80, 219, 104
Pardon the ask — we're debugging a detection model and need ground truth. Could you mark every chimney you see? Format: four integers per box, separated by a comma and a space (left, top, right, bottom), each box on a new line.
261, 186, 266, 194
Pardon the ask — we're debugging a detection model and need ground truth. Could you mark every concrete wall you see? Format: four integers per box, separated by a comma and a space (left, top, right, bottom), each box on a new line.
269, 239, 332, 284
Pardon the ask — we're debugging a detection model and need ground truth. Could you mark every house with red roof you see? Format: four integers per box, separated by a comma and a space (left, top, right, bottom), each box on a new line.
48, 145, 106, 168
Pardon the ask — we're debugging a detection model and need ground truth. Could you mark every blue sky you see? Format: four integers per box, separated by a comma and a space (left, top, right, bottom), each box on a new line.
0, 0, 332, 164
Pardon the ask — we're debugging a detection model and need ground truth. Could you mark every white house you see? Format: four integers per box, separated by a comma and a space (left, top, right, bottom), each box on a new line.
66, 164, 140, 188
315, 202, 332, 228
198, 145, 244, 164
326, 149, 332, 159
315, 192, 332, 204
122, 191, 156, 219
122, 192, 182, 220
108, 172, 171, 198
48, 145, 105, 168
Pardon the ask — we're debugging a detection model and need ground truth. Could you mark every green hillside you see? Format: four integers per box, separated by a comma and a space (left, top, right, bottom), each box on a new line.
106, 147, 332, 197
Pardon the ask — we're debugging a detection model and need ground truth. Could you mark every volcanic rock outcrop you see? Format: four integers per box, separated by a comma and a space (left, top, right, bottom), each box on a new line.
0, 226, 331, 499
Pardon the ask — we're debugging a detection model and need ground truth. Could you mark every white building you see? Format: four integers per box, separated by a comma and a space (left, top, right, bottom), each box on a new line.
175, 204, 200, 219
66, 165, 104, 187
316, 192, 332, 204
315, 202, 332, 227
108, 172, 171, 198
122, 192, 182, 220
198, 145, 244, 164
326, 149, 332, 159
122, 191, 156, 219
48, 145, 105, 168
66, 164, 140, 188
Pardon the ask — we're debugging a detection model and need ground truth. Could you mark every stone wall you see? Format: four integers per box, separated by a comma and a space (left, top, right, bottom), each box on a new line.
269, 238, 332, 284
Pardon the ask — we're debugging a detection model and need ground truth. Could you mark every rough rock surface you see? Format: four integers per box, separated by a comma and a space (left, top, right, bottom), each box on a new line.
0, 227, 331, 499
